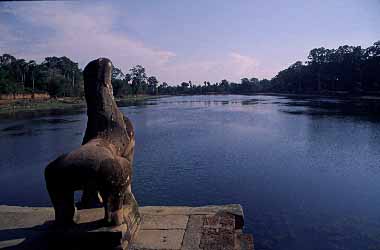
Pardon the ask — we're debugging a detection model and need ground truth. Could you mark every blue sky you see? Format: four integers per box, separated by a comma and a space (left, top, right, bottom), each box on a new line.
0, 0, 379, 84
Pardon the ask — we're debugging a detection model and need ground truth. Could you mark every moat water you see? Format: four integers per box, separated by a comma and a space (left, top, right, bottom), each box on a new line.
1, 95, 380, 250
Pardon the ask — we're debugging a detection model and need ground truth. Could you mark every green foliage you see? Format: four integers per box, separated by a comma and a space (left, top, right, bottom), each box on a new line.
0, 54, 83, 96
1, 40, 379, 98
110, 65, 155, 97
268, 41, 380, 95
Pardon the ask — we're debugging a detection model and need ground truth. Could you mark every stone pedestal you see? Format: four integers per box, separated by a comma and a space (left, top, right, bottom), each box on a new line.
0, 204, 253, 250
47, 207, 140, 250
130, 204, 253, 250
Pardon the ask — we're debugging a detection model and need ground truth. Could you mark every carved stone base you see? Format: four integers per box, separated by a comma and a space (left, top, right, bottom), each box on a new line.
48, 206, 140, 250
0, 204, 253, 250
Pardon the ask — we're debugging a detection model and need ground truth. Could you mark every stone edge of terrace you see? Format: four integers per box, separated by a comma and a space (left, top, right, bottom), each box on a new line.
0, 204, 253, 250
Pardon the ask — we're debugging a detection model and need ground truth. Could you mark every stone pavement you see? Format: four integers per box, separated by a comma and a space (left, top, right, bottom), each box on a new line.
0, 204, 253, 250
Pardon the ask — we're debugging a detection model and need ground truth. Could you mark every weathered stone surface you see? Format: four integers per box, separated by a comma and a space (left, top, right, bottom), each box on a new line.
181, 215, 204, 250
131, 205, 253, 250
0, 206, 54, 229
44, 58, 139, 229
140, 204, 244, 229
199, 213, 236, 250
140, 204, 243, 216
0, 205, 254, 250
0, 206, 134, 250
140, 215, 188, 230
131, 229, 185, 250
47, 223, 129, 250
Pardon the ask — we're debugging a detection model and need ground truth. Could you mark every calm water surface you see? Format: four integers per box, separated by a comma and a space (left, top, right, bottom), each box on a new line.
1, 95, 380, 250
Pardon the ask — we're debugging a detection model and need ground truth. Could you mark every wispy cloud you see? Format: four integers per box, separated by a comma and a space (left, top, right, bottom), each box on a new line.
160, 52, 261, 83
0, 2, 265, 83
1, 3, 176, 68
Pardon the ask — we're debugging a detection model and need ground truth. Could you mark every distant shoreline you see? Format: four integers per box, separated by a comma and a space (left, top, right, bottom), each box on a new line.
1, 93, 380, 119
0, 95, 167, 119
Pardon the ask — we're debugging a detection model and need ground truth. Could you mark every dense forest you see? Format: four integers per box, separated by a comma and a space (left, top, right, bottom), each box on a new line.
1, 41, 379, 98
0, 55, 83, 97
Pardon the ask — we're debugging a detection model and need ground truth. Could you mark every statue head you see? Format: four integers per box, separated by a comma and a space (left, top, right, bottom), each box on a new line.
83, 58, 115, 112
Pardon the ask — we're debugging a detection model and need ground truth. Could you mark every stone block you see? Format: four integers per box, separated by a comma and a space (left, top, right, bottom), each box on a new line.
140, 214, 188, 230
131, 229, 185, 250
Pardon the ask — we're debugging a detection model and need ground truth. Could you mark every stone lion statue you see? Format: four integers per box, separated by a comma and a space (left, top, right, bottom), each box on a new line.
45, 58, 139, 227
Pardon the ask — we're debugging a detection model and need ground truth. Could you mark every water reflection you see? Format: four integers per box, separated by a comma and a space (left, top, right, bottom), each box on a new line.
279, 96, 380, 121
0, 118, 80, 137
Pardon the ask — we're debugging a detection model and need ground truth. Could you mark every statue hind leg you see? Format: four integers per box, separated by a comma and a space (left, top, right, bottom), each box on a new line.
48, 189, 75, 225
45, 158, 76, 226
97, 158, 128, 226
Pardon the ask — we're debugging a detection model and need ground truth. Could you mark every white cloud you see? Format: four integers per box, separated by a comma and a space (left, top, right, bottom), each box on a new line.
229, 52, 259, 76
0, 2, 266, 84
159, 52, 261, 83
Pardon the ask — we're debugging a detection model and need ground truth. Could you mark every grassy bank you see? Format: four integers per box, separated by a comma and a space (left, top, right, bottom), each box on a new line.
0, 97, 85, 115
0, 95, 166, 117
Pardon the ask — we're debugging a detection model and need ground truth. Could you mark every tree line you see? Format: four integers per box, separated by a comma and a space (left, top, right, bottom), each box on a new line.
269, 40, 380, 95
1, 40, 379, 98
0, 55, 83, 97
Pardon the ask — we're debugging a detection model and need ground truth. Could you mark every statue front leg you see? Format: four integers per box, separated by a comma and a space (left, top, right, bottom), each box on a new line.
123, 184, 140, 232
101, 191, 124, 226
98, 158, 127, 226
79, 187, 103, 209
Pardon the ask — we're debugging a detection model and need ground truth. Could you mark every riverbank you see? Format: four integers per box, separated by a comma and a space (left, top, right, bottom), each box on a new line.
2, 93, 380, 120
0, 95, 166, 119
